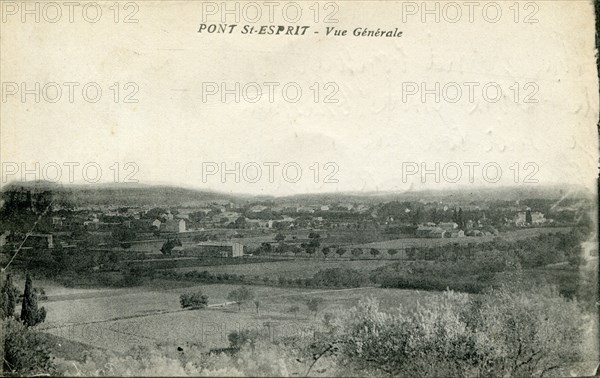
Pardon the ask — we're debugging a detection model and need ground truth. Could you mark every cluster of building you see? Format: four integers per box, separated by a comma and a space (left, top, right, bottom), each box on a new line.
415, 222, 468, 239
1, 191, 559, 263
513, 210, 546, 226
414, 209, 548, 239
151, 211, 187, 233
171, 242, 244, 258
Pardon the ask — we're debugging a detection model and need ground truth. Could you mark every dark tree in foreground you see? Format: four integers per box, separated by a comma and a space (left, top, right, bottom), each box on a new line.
20, 274, 46, 327
1, 273, 19, 319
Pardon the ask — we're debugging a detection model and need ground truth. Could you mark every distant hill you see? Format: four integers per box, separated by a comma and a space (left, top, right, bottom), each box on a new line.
0, 181, 594, 208
0, 182, 241, 207
281, 185, 595, 204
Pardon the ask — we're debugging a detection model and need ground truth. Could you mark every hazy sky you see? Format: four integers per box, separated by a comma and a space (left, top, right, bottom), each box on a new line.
1, 1, 598, 195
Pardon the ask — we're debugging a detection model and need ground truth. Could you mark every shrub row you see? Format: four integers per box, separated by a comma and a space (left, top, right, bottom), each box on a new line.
154, 267, 370, 289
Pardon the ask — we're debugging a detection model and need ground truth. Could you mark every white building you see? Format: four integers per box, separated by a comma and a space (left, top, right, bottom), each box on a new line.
192, 242, 244, 257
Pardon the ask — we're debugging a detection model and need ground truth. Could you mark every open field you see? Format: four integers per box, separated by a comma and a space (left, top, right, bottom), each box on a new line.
40, 284, 318, 324
36, 281, 439, 353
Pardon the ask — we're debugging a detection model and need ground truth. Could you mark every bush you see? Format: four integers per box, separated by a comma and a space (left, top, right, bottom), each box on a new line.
227, 329, 267, 349
306, 297, 325, 318
179, 291, 209, 309
3, 318, 55, 375
329, 286, 586, 377
53, 283, 590, 377
61, 339, 302, 377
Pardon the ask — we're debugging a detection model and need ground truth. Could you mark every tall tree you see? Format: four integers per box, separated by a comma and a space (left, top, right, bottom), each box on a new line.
307, 232, 321, 254
20, 274, 46, 327
1, 273, 19, 319
525, 209, 532, 224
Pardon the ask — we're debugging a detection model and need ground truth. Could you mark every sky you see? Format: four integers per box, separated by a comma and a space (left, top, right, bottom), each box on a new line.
1, 0, 598, 196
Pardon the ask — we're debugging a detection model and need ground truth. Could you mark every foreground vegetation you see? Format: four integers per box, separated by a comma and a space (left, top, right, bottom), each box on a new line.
4, 276, 592, 377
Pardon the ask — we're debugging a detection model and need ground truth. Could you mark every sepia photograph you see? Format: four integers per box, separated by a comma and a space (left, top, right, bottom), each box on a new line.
0, 0, 599, 376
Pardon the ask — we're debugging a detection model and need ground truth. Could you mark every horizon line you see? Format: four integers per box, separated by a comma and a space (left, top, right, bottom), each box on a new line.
0, 179, 594, 199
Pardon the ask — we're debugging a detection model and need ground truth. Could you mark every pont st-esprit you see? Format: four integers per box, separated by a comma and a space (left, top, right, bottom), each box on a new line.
197, 24, 310, 36
325, 26, 403, 38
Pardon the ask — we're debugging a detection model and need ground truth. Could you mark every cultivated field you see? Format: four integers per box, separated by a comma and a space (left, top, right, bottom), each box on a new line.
36, 281, 438, 353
